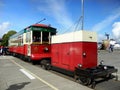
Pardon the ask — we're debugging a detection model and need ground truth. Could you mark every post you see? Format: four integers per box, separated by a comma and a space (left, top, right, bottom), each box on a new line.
81, 0, 84, 30
35, 18, 46, 24
49, 32, 51, 44
41, 31, 42, 44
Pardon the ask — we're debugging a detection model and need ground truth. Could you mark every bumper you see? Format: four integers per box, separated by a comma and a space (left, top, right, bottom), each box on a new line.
92, 65, 118, 78
75, 65, 118, 88
75, 65, 118, 79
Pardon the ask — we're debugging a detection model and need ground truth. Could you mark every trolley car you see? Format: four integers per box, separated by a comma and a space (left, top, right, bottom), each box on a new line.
51, 30, 118, 88
9, 24, 56, 64
9, 24, 118, 88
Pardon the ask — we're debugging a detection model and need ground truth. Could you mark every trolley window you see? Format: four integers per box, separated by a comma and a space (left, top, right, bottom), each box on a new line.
33, 31, 41, 42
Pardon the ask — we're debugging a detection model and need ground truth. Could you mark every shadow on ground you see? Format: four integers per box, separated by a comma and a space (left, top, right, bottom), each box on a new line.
6, 82, 30, 90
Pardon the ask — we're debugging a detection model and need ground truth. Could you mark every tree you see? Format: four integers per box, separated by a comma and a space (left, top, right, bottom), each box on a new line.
1, 30, 17, 46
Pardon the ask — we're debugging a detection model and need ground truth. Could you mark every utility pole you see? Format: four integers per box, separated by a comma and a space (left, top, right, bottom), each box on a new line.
81, 0, 84, 30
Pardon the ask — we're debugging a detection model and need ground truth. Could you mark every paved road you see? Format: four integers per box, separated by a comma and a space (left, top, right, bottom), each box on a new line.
0, 50, 120, 90
0, 56, 92, 90
98, 50, 120, 79
95, 50, 120, 90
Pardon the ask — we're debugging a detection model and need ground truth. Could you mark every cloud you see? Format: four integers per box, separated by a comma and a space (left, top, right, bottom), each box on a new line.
37, 0, 73, 30
91, 9, 120, 32
91, 6, 120, 32
0, 22, 11, 38
112, 22, 120, 41
91, 7, 120, 42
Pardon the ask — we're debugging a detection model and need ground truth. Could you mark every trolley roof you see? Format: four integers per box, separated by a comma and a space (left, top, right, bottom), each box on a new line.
25, 24, 56, 33
10, 24, 56, 39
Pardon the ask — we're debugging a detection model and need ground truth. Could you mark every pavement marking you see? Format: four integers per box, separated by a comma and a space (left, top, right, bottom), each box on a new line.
20, 69, 35, 79
9, 59, 59, 90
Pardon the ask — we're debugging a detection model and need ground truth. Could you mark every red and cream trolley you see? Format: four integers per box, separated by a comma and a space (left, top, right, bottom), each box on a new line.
9, 24, 118, 88
9, 24, 56, 64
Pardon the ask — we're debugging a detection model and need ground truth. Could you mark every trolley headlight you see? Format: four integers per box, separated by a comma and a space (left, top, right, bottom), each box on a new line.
44, 47, 48, 51
104, 66, 107, 70
78, 64, 82, 68
44, 47, 49, 52
83, 52, 86, 57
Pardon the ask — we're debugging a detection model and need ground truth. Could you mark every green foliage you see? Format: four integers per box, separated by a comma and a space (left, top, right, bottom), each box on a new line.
1, 30, 17, 46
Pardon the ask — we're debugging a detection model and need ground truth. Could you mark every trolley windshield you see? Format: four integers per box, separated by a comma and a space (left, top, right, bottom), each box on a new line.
31, 26, 56, 44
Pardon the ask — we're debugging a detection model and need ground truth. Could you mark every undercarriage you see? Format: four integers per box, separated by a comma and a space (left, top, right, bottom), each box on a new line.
74, 65, 118, 88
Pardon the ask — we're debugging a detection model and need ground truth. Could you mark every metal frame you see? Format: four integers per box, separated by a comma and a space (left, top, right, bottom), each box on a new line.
74, 64, 118, 88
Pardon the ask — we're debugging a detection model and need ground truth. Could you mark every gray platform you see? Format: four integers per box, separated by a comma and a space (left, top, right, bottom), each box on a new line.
0, 56, 92, 90
0, 50, 120, 90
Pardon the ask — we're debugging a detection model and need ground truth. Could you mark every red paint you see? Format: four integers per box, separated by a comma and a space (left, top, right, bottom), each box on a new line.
82, 42, 97, 68
25, 24, 51, 29
9, 44, 52, 61
9, 45, 25, 55
51, 42, 97, 71
31, 53, 51, 60
31, 24, 50, 27
31, 44, 51, 60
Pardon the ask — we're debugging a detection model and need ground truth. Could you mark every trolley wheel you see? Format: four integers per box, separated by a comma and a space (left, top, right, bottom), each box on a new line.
46, 63, 51, 70
105, 74, 114, 80
106, 74, 112, 78
41, 63, 51, 70
74, 75, 79, 82
32, 61, 36, 65
78, 77, 91, 86
115, 75, 118, 81
91, 81, 96, 89
41, 64, 46, 70
28, 57, 31, 62
41, 60, 51, 70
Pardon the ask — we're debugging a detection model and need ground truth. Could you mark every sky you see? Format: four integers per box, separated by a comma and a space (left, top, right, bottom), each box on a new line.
0, 0, 120, 42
